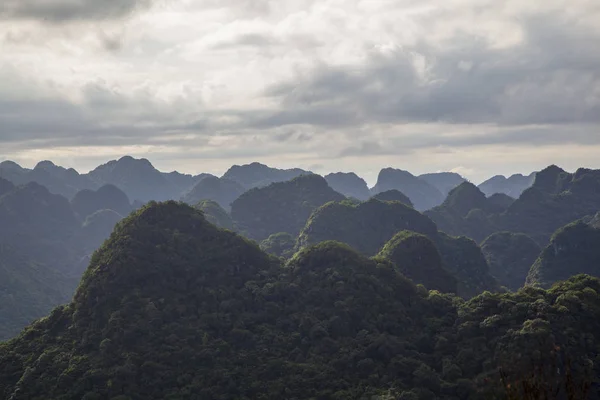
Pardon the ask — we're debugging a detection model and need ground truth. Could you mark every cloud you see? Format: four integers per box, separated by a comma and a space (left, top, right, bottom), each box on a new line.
262, 5, 600, 128
0, 0, 155, 22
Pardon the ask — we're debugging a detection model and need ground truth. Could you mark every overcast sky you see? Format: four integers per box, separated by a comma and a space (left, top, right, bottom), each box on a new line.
1, 0, 599, 185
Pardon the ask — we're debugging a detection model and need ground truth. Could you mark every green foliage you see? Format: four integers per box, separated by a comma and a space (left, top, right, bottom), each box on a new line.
1, 202, 599, 400
481, 232, 541, 291
527, 220, 600, 288
371, 190, 414, 208
260, 232, 296, 259
195, 199, 235, 230
377, 231, 457, 294
231, 174, 346, 241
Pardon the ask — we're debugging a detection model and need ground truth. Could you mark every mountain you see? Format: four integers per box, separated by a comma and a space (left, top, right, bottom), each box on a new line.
231, 174, 346, 240
0, 202, 597, 399
0, 177, 15, 197
71, 184, 132, 218
181, 176, 245, 211
499, 165, 600, 244
486, 193, 515, 212
195, 199, 235, 230
298, 198, 499, 298
86, 156, 177, 202
78, 209, 124, 256
526, 218, 600, 288
0, 245, 72, 341
0, 160, 96, 199
222, 162, 310, 189
371, 168, 445, 211
481, 232, 541, 291
418, 172, 466, 197
259, 232, 296, 259
478, 172, 536, 197
371, 189, 414, 207
377, 231, 457, 294
162, 171, 214, 195
298, 198, 438, 255
424, 182, 498, 242
324, 172, 371, 200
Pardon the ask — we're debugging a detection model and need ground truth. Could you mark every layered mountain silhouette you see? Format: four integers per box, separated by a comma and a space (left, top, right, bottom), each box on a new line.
526, 217, 600, 288
0, 202, 598, 399
71, 184, 132, 219
481, 232, 541, 291
181, 176, 245, 210
231, 174, 346, 240
194, 199, 235, 230
298, 198, 499, 298
371, 189, 414, 207
478, 172, 536, 197
372, 168, 445, 211
222, 162, 309, 189
324, 172, 371, 200
419, 172, 466, 197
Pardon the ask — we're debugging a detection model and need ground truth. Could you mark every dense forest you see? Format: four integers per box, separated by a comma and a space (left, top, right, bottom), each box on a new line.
1, 157, 600, 399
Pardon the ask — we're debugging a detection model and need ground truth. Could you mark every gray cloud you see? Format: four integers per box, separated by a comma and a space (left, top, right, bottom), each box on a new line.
262, 10, 600, 129
0, 0, 154, 22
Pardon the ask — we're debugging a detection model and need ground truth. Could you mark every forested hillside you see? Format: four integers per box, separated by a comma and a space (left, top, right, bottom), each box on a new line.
0, 202, 597, 400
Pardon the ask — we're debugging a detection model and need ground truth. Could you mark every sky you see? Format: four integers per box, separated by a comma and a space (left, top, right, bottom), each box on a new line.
1, 0, 599, 185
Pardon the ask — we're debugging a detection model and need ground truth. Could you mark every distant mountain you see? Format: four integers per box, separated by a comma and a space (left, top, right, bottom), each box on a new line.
298, 198, 499, 298
486, 193, 515, 212
418, 172, 466, 197
222, 162, 310, 189
86, 156, 177, 202
324, 172, 371, 200
78, 209, 124, 257
231, 174, 345, 240
371, 189, 414, 207
0, 160, 96, 199
163, 171, 214, 196
377, 231, 457, 293
0, 245, 72, 341
371, 168, 445, 211
481, 232, 541, 291
526, 218, 600, 288
478, 172, 536, 197
181, 176, 245, 210
71, 184, 132, 218
194, 199, 235, 230
424, 182, 498, 242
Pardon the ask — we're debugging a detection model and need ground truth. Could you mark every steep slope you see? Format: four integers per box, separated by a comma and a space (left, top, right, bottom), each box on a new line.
418, 172, 466, 197
0, 161, 29, 185
222, 162, 309, 189
195, 199, 235, 230
86, 156, 177, 202
481, 232, 541, 291
298, 198, 499, 298
298, 199, 438, 255
526, 219, 600, 288
372, 168, 444, 211
163, 171, 214, 196
486, 193, 515, 212
0, 177, 15, 197
181, 176, 245, 210
371, 189, 414, 207
478, 172, 536, 197
1, 203, 598, 399
231, 174, 346, 240
259, 232, 296, 259
377, 231, 457, 294
0, 245, 72, 341
71, 184, 132, 218
499, 165, 600, 244
0, 203, 450, 399
324, 172, 371, 200
425, 182, 497, 242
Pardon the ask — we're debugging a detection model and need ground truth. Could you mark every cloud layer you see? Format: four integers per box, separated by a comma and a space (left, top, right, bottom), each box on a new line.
0, 0, 599, 182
